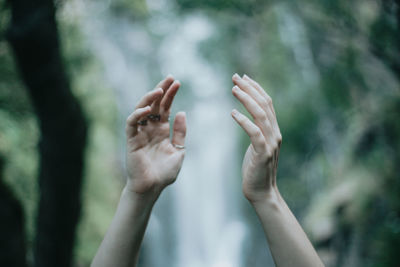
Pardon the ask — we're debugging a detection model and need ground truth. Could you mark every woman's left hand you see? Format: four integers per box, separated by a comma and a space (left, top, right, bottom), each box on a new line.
231, 74, 282, 204
125, 76, 187, 197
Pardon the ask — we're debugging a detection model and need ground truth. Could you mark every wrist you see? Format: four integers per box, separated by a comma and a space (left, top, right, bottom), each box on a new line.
249, 186, 284, 212
125, 177, 165, 197
122, 184, 161, 208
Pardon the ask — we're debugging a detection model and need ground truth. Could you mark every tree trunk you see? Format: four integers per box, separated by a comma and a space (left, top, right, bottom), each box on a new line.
0, 156, 27, 267
6, 0, 88, 266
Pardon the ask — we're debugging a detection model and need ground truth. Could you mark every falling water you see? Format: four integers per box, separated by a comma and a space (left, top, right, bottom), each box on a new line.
69, 0, 251, 266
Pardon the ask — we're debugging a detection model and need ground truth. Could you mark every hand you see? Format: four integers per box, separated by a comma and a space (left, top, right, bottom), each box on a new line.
231, 74, 282, 204
125, 76, 187, 197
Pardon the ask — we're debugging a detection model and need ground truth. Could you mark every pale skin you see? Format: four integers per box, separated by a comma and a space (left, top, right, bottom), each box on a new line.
91, 74, 324, 267
91, 75, 186, 267
231, 73, 324, 267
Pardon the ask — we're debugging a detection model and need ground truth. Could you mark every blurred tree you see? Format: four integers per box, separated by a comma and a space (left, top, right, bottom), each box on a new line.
0, 0, 398, 266
174, 0, 400, 266
299, 1, 400, 266
4, 0, 88, 267
176, 0, 272, 15
0, 155, 27, 267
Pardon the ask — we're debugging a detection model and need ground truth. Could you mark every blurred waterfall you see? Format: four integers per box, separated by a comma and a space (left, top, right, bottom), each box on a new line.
72, 0, 250, 266
155, 14, 246, 267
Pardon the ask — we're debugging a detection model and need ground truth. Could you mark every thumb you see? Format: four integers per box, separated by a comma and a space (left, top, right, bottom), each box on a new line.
171, 111, 187, 147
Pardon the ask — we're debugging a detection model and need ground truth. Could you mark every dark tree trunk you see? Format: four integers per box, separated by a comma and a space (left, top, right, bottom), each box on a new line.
6, 0, 88, 266
0, 156, 27, 267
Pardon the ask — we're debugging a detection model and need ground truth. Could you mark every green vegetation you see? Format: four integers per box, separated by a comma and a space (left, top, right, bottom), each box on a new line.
0, 0, 399, 266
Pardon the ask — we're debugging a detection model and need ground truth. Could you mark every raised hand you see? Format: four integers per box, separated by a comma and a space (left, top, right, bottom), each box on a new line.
231, 73, 282, 203
231, 74, 324, 267
92, 76, 187, 267
125, 75, 187, 196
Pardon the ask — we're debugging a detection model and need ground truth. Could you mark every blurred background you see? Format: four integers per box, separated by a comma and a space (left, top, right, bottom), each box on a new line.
0, 0, 399, 266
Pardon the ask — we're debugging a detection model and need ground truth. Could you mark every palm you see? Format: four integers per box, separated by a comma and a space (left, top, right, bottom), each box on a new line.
231, 74, 281, 202
242, 145, 271, 200
127, 123, 183, 193
125, 76, 186, 195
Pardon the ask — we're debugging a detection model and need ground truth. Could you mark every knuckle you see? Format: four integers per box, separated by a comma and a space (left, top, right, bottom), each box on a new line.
258, 143, 268, 153
276, 134, 282, 144
236, 115, 245, 123
140, 93, 151, 103
253, 129, 262, 138
260, 98, 268, 108
271, 141, 279, 150
256, 111, 267, 121
126, 116, 133, 125
245, 83, 253, 91
261, 149, 273, 162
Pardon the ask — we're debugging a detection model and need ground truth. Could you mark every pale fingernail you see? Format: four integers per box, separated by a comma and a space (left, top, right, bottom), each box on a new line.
232, 85, 239, 92
233, 73, 240, 80
231, 109, 238, 116
243, 74, 249, 79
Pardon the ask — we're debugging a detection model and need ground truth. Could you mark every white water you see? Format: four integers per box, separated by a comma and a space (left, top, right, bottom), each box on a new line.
68, 0, 253, 266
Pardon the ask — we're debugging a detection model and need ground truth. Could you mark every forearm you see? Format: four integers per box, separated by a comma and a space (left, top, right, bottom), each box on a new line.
252, 187, 324, 267
91, 186, 158, 267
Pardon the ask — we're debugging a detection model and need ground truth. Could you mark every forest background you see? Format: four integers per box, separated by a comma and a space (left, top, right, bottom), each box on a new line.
0, 0, 399, 267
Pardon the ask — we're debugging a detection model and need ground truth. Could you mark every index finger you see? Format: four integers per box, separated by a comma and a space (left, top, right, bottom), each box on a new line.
242, 74, 276, 116
135, 88, 164, 109
151, 75, 175, 114
126, 106, 152, 137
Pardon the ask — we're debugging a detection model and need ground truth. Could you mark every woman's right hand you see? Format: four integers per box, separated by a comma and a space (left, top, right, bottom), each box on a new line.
231, 74, 282, 204
125, 76, 187, 198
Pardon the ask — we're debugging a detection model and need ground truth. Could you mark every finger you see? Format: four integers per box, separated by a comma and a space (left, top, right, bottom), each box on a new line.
231, 109, 266, 153
242, 74, 279, 133
151, 75, 175, 114
232, 85, 267, 122
232, 85, 274, 138
242, 74, 276, 116
160, 80, 180, 121
126, 106, 152, 137
171, 111, 187, 148
135, 88, 164, 109
232, 73, 268, 114
155, 74, 175, 91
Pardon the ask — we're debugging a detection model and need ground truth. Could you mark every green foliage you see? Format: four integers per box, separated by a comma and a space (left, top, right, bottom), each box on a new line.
110, 0, 149, 20
185, 0, 400, 265
176, 0, 272, 15
1, 0, 399, 266
57, 12, 122, 265
0, 0, 39, 248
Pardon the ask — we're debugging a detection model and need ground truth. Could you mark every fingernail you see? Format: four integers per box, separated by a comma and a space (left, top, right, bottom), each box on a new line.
155, 87, 163, 92
231, 109, 238, 116
243, 74, 249, 79
232, 85, 239, 92
233, 73, 240, 80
